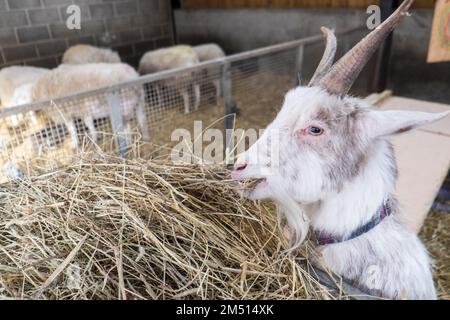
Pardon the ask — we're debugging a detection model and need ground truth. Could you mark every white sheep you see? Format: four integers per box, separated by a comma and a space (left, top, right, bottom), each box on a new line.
231, 0, 444, 299
29, 63, 149, 149
0, 117, 47, 180
139, 45, 200, 114
193, 43, 225, 98
0, 66, 50, 127
62, 44, 121, 65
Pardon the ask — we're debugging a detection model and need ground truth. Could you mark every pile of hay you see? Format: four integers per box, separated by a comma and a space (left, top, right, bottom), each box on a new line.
420, 175, 450, 300
0, 149, 335, 300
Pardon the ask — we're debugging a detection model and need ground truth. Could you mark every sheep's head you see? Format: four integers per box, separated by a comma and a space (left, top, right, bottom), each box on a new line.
232, 0, 448, 206
11, 83, 34, 106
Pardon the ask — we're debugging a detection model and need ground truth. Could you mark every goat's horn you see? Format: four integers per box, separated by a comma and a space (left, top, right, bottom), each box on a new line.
318, 0, 414, 95
309, 27, 337, 86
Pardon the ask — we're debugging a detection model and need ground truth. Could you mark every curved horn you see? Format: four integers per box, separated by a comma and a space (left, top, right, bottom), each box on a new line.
318, 0, 414, 95
309, 27, 337, 86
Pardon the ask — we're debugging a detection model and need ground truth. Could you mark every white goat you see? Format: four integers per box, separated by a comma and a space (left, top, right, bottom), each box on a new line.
29, 63, 149, 148
62, 44, 121, 64
0, 66, 50, 126
139, 45, 200, 114
193, 43, 225, 98
231, 0, 445, 299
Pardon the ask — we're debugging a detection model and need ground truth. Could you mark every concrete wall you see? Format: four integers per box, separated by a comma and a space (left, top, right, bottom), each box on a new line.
0, 0, 174, 69
175, 9, 450, 103
175, 9, 366, 52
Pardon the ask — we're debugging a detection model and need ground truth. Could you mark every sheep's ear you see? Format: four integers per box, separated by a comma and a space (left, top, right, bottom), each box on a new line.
363, 109, 450, 138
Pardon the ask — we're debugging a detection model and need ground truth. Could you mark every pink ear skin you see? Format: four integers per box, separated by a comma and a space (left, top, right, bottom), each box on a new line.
122, 64, 135, 74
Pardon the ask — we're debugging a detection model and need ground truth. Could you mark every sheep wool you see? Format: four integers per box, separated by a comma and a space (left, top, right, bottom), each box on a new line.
0, 66, 50, 107
31, 63, 148, 148
62, 44, 121, 65
193, 43, 225, 62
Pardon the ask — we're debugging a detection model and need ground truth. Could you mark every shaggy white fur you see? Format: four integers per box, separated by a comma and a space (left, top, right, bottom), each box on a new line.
193, 43, 225, 99
0, 66, 50, 127
29, 63, 148, 148
62, 44, 121, 65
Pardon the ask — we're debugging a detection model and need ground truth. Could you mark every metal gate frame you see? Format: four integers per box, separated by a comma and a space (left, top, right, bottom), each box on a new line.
0, 26, 365, 161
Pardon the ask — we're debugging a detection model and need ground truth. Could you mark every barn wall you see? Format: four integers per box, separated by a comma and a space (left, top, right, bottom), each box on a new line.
179, 0, 435, 9
175, 8, 368, 52
0, 0, 174, 69
174, 8, 450, 103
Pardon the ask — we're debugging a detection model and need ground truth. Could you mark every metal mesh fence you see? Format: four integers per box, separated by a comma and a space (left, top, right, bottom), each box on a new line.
0, 26, 367, 182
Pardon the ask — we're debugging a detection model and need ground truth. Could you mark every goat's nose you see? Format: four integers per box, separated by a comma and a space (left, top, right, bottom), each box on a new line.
234, 163, 247, 171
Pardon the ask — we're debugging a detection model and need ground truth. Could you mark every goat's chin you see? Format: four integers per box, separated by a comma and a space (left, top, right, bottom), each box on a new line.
236, 179, 270, 200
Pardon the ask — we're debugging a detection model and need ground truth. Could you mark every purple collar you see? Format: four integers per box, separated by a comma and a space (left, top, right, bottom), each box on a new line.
314, 199, 392, 246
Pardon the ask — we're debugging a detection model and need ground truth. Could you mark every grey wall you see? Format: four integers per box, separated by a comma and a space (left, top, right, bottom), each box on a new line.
0, 0, 174, 69
175, 9, 366, 53
175, 9, 450, 103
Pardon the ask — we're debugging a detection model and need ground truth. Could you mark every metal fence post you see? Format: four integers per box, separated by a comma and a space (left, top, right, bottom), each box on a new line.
106, 90, 127, 158
221, 61, 234, 164
295, 44, 304, 84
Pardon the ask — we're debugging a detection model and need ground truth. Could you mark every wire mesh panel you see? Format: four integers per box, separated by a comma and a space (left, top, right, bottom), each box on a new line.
0, 91, 117, 183
0, 26, 366, 181
141, 65, 224, 147
230, 48, 299, 131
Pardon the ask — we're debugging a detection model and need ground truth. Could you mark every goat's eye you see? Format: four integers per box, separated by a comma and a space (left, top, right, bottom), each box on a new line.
308, 126, 324, 136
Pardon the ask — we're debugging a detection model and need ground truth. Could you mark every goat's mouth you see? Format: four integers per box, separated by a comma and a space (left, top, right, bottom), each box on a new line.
237, 177, 267, 193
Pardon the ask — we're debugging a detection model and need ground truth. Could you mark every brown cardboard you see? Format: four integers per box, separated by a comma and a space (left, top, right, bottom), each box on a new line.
378, 97, 450, 233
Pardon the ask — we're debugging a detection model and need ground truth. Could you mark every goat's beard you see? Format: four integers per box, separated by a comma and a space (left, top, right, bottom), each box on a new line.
275, 198, 310, 250
235, 179, 310, 248
235, 178, 268, 199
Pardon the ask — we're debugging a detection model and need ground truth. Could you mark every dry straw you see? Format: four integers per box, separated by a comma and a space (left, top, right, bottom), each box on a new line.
420, 190, 450, 300
0, 143, 341, 300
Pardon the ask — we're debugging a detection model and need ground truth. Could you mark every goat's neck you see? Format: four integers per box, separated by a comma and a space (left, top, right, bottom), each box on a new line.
307, 140, 397, 239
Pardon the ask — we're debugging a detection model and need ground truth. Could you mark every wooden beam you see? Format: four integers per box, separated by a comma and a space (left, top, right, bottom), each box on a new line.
170, 1, 180, 44
367, 0, 399, 93
306, 263, 381, 300
180, 0, 435, 9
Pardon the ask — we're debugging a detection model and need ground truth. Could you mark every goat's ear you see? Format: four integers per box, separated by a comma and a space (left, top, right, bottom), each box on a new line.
362, 109, 450, 138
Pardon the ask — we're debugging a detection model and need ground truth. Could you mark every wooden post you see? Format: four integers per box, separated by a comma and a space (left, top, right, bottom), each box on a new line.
368, 0, 400, 93
170, 0, 180, 44
295, 44, 304, 85
222, 61, 235, 164
106, 90, 127, 158
307, 263, 380, 300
